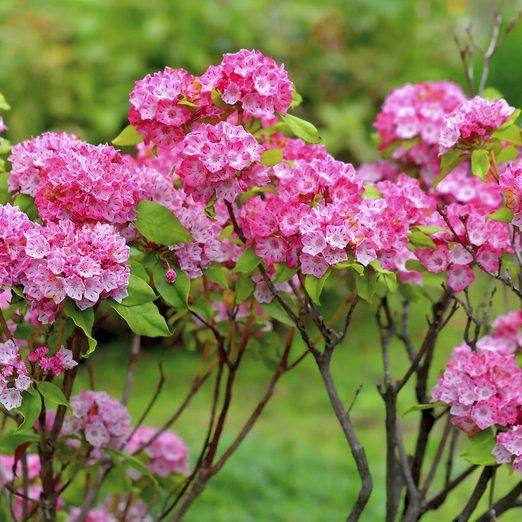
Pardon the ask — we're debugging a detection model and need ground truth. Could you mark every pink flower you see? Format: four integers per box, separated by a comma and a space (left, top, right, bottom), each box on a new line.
439, 96, 514, 153
203, 49, 294, 118
493, 425, 522, 475
177, 122, 262, 202
63, 391, 131, 449
0, 340, 30, 411
432, 343, 522, 434
165, 268, 177, 284
127, 426, 189, 477
446, 264, 475, 292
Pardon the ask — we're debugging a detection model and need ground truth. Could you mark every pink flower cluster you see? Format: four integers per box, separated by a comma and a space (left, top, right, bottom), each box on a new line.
127, 426, 189, 477
0, 453, 40, 485
9, 133, 140, 224
23, 220, 130, 317
411, 197, 512, 292
64, 391, 131, 449
373, 81, 465, 186
28, 346, 77, 376
69, 508, 117, 522
477, 311, 522, 354
0, 203, 34, 287
432, 343, 522, 434
177, 121, 262, 202
128, 50, 292, 150
499, 160, 522, 228
130, 148, 241, 278
69, 499, 151, 522
0, 203, 130, 322
493, 425, 522, 476
239, 153, 364, 279
375, 81, 465, 149
0, 454, 49, 520
439, 96, 514, 153
0, 340, 30, 410
205, 49, 293, 118
128, 67, 212, 147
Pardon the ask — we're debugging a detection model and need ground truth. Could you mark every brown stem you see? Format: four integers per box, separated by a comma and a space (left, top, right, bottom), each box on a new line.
475, 480, 522, 521
315, 351, 373, 521
454, 466, 494, 521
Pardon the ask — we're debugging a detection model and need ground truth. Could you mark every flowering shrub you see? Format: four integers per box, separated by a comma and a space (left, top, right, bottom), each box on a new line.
2, 25, 522, 520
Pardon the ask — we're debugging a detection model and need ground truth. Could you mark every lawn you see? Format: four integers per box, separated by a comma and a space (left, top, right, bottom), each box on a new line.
73, 286, 521, 521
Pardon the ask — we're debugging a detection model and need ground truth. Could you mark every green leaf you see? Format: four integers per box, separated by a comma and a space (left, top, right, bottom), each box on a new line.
112, 124, 143, 146
129, 260, 149, 282
480, 87, 503, 100
362, 184, 382, 200
36, 381, 70, 409
492, 124, 522, 146
120, 274, 157, 307
335, 261, 364, 275
470, 149, 490, 180
486, 207, 513, 223
211, 88, 229, 109
233, 248, 261, 274
106, 448, 159, 488
434, 149, 465, 186
407, 231, 437, 250
261, 148, 283, 167
0, 432, 40, 454
0, 172, 8, 204
497, 108, 521, 130
423, 271, 445, 288
152, 264, 190, 309
273, 263, 298, 284
0, 139, 10, 155
236, 274, 254, 302
178, 96, 198, 108
377, 272, 398, 293
404, 259, 426, 272
356, 269, 377, 302
413, 225, 447, 235
497, 145, 519, 163
304, 271, 330, 306
261, 298, 296, 327
13, 194, 38, 220
281, 113, 321, 144
290, 89, 303, 109
461, 428, 497, 466
63, 301, 97, 356
0, 93, 10, 111
135, 201, 193, 245
111, 301, 171, 337
403, 401, 444, 416
16, 388, 42, 432
204, 264, 229, 289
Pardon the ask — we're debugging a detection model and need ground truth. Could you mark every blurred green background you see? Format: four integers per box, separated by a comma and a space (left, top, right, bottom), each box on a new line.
3, 0, 522, 520
2, 0, 522, 164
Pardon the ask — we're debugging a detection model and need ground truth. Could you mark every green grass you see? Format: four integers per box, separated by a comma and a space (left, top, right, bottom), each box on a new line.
74, 293, 521, 521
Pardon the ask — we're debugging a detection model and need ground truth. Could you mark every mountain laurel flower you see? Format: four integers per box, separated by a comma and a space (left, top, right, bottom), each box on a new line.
432, 343, 522, 434
22, 221, 130, 322
10, 135, 140, 225
202, 49, 294, 118
499, 160, 522, 228
439, 96, 514, 153
127, 426, 189, 477
63, 391, 131, 449
493, 425, 522, 475
0, 340, 31, 411
177, 121, 262, 202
